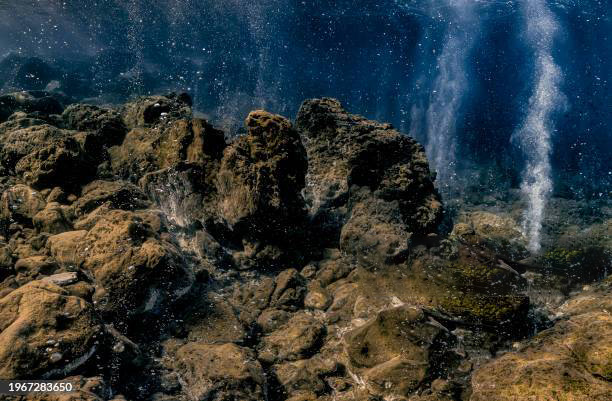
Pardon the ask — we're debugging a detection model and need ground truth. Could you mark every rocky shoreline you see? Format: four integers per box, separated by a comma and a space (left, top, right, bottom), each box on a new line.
0, 91, 609, 400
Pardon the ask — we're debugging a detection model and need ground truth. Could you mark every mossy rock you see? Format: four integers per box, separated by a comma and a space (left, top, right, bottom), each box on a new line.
441, 293, 529, 328
539, 246, 610, 283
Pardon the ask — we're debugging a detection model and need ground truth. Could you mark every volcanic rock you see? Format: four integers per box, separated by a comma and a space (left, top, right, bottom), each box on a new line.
76, 209, 191, 321
343, 305, 456, 398
296, 98, 442, 263
0, 91, 64, 123
0, 280, 100, 379
174, 342, 266, 401
217, 110, 307, 238
470, 281, 612, 400
121, 93, 193, 129
258, 312, 326, 364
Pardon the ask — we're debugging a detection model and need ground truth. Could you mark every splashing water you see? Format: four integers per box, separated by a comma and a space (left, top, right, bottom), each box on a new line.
514, 0, 565, 253
424, 0, 477, 191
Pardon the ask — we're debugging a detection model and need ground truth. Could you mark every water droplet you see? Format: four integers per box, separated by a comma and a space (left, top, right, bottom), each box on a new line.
113, 342, 125, 353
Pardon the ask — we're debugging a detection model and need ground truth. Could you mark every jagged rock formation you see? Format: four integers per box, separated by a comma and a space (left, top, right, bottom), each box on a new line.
470, 279, 612, 401
0, 92, 609, 401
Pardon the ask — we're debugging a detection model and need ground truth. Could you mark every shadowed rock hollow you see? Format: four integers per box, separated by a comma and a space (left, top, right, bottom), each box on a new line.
0, 92, 609, 401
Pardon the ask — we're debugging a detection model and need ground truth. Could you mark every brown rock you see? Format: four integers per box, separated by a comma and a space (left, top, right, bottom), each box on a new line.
121, 93, 192, 129
33, 202, 73, 234
273, 356, 341, 397
258, 312, 325, 363
344, 306, 455, 398
73, 180, 150, 217
78, 210, 191, 320
47, 230, 87, 267
470, 282, 612, 401
296, 98, 442, 253
1, 184, 46, 226
174, 342, 265, 401
15, 135, 94, 190
216, 110, 307, 240
340, 194, 412, 266
270, 268, 306, 310
0, 281, 100, 379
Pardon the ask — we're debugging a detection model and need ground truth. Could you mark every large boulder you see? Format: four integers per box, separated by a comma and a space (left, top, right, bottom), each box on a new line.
296, 98, 442, 263
343, 305, 456, 399
15, 135, 94, 189
0, 184, 46, 227
173, 342, 266, 401
0, 281, 100, 379
110, 116, 225, 182
75, 210, 192, 321
470, 281, 612, 401
0, 123, 95, 190
216, 110, 308, 238
340, 193, 412, 266
73, 180, 150, 217
452, 211, 529, 262
120, 93, 193, 130
0, 125, 69, 172
61, 104, 127, 158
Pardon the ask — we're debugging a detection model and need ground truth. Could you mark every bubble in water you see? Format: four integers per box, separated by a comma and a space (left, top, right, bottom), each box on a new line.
113, 342, 126, 353
49, 352, 63, 363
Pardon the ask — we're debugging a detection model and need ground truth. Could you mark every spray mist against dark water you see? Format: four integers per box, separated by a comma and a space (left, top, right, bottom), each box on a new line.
514, 0, 566, 252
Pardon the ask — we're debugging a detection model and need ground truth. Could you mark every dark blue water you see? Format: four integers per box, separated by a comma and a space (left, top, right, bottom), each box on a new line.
0, 1, 610, 229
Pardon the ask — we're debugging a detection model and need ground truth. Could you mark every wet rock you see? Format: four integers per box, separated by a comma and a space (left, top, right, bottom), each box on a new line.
217, 110, 307, 241
77, 210, 190, 321
0, 280, 100, 379
270, 268, 307, 310
110, 116, 224, 183
174, 342, 265, 401
0, 184, 46, 227
256, 308, 292, 334
340, 194, 412, 266
452, 211, 529, 262
140, 161, 219, 227
258, 312, 326, 363
62, 104, 125, 137
121, 93, 193, 129
0, 112, 51, 137
14, 256, 58, 283
296, 98, 442, 260
343, 305, 456, 399
0, 125, 69, 172
15, 134, 94, 190
73, 180, 150, 217
0, 244, 13, 281
61, 104, 127, 161
42, 272, 79, 286
273, 356, 341, 398
313, 250, 356, 287
304, 284, 332, 311
416, 245, 530, 329
537, 219, 611, 283
47, 230, 87, 267
182, 295, 247, 344
470, 281, 612, 401
0, 91, 64, 123
33, 202, 73, 234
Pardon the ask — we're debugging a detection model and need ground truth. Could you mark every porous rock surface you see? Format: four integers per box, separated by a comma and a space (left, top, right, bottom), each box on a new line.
0, 92, 608, 401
